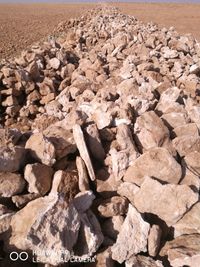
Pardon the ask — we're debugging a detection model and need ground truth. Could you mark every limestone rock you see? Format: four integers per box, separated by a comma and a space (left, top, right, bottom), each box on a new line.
183, 151, 200, 176
85, 123, 105, 162
134, 176, 198, 226
98, 196, 128, 218
125, 255, 164, 267
87, 247, 114, 267
76, 156, 90, 192
124, 147, 182, 185
172, 135, 200, 157
73, 124, 95, 181
43, 125, 76, 159
173, 202, 200, 237
24, 163, 53, 195
12, 193, 40, 208
117, 182, 140, 204
148, 225, 162, 257
0, 172, 25, 197
9, 195, 81, 266
111, 204, 150, 263
134, 111, 170, 151
49, 57, 60, 70
160, 234, 200, 267
25, 133, 56, 166
172, 123, 199, 138
0, 146, 26, 172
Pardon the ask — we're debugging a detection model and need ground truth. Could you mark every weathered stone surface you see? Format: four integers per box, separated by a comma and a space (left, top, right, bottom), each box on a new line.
173, 202, 200, 237
0, 172, 25, 197
24, 163, 53, 195
124, 148, 182, 185
134, 111, 170, 151
125, 255, 164, 267
12, 193, 40, 208
73, 124, 95, 181
160, 234, 200, 267
117, 182, 139, 204
0, 146, 26, 172
111, 204, 150, 263
98, 196, 128, 218
25, 133, 56, 166
134, 176, 198, 226
85, 123, 105, 162
87, 247, 114, 267
148, 224, 162, 257
9, 195, 81, 265
43, 125, 76, 159
172, 123, 199, 138
0, 204, 15, 235
172, 135, 200, 157
183, 151, 200, 175
76, 156, 90, 192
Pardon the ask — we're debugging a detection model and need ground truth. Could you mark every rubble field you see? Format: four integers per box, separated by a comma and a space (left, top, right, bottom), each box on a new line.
0, 5, 200, 267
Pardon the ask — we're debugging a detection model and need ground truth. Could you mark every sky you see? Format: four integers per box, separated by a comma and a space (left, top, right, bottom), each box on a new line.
0, 0, 200, 3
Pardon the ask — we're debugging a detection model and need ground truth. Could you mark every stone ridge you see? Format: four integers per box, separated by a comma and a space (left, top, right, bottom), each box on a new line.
0, 5, 200, 267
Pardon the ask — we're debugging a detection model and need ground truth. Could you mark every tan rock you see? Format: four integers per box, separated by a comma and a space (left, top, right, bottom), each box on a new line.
25, 133, 56, 166
12, 193, 40, 208
49, 57, 60, 70
86, 247, 114, 267
161, 112, 189, 129
172, 135, 200, 157
124, 147, 182, 185
24, 163, 53, 195
134, 176, 198, 226
173, 202, 200, 237
111, 204, 150, 263
0, 172, 25, 197
73, 124, 95, 181
160, 234, 200, 267
180, 168, 200, 192
125, 255, 164, 267
173, 123, 199, 137
76, 156, 90, 192
134, 111, 170, 151
43, 125, 76, 159
148, 225, 162, 257
85, 123, 105, 162
117, 182, 140, 204
0, 146, 26, 172
98, 196, 128, 218
183, 151, 200, 176
9, 195, 81, 265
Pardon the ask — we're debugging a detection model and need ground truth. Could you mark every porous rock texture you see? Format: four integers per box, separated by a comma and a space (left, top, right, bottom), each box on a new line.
0, 4, 200, 267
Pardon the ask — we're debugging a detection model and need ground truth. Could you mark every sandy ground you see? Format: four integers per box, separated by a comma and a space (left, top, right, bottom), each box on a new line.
115, 2, 200, 40
0, 2, 200, 60
0, 3, 95, 60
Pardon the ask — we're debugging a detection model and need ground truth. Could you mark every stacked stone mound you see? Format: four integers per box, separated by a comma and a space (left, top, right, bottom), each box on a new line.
0, 5, 200, 267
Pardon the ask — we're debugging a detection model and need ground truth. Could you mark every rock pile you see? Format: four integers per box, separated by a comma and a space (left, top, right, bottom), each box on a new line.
0, 4, 200, 267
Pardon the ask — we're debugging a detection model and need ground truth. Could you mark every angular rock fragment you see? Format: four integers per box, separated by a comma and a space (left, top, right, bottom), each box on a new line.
172, 135, 200, 157
183, 151, 200, 175
85, 123, 105, 162
73, 124, 95, 181
98, 196, 128, 218
12, 193, 40, 208
0, 172, 25, 197
76, 156, 90, 192
125, 255, 164, 267
134, 176, 198, 226
124, 147, 182, 185
134, 111, 170, 151
0, 146, 26, 172
24, 163, 53, 195
148, 224, 162, 257
160, 234, 200, 267
25, 133, 56, 166
173, 202, 200, 237
111, 204, 150, 263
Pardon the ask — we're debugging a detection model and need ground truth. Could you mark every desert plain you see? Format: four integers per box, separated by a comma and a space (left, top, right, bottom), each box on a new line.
1, 2, 200, 60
